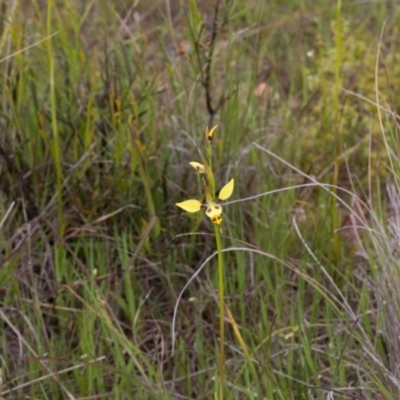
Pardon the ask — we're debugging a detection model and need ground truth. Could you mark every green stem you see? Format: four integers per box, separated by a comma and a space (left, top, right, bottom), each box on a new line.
332, 0, 343, 265
134, 143, 160, 239
214, 224, 224, 399
206, 146, 215, 197
47, 0, 64, 235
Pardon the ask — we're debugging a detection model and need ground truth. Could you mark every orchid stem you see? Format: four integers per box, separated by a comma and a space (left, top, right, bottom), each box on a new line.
214, 224, 225, 399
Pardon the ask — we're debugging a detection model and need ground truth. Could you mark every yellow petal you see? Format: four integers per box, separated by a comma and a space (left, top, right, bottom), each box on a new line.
205, 203, 222, 219
211, 214, 223, 225
176, 199, 202, 213
218, 178, 234, 201
206, 125, 217, 143
189, 162, 205, 173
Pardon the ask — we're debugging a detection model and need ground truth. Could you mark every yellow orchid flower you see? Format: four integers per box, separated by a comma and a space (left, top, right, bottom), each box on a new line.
176, 178, 234, 225
189, 162, 205, 173
205, 203, 223, 225
206, 125, 217, 144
